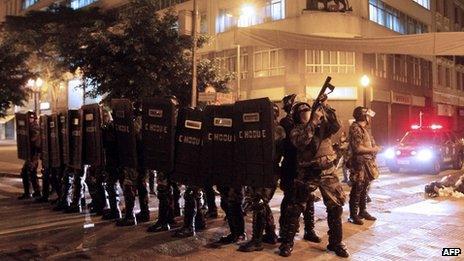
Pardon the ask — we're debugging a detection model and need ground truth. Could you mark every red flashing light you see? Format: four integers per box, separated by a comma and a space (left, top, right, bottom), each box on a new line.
410, 124, 443, 130
430, 124, 443, 130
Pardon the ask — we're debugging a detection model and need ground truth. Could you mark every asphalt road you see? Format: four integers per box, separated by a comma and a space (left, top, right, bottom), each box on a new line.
0, 165, 463, 260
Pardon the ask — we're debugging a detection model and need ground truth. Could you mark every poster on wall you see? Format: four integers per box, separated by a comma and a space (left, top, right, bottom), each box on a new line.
306, 0, 353, 12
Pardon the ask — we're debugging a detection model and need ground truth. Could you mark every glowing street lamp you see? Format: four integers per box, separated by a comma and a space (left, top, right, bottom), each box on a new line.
28, 77, 44, 116
360, 75, 370, 107
238, 3, 256, 27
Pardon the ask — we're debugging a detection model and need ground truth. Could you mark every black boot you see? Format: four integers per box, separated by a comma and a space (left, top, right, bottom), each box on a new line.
18, 193, 31, 200
174, 188, 196, 238
327, 206, 349, 258
136, 211, 150, 223
359, 183, 376, 221
279, 242, 294, 257
19, 166, 31, 200
116, 196, 137, 227
348, 183, 364, 225
147, 220, 170, 233
303, 197, 321, 243
238, 206, 266, 252
103, 180, 121, 220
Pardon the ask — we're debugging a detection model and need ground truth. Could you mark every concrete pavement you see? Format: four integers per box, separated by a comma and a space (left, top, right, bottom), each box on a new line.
0, 140, 22, 177
0, 166, 463, 260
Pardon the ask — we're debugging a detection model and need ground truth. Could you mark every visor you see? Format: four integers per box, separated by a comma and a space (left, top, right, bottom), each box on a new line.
366, 109, 376, 118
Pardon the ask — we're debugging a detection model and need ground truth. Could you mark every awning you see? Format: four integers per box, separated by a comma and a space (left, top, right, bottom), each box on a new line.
234, 28, 464, 56
0, 115, 14, 124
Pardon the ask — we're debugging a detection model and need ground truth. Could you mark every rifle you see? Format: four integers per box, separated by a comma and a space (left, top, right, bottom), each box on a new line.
309, 76, 335, 124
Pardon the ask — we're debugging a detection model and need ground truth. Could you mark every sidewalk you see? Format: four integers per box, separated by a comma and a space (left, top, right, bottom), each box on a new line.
0, 140, 22, 177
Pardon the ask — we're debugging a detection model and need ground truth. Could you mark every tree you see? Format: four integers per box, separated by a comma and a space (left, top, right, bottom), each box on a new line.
4, 4, 111, 111
59, 0, 232, 105
0, 38, 34, 117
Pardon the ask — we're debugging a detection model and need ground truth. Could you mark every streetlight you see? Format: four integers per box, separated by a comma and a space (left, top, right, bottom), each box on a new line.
28, 77, 43, 116
360, 75, 370, 107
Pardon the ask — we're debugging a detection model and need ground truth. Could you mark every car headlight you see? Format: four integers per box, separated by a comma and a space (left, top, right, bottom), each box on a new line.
417, 149, 433, 161
385, 148, 395, 159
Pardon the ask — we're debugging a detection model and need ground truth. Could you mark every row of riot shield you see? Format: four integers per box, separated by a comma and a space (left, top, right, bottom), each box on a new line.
110, 97, 276, 188
16, 104, 104, 171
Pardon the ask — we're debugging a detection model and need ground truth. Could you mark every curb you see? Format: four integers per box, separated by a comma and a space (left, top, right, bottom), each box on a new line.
0, 172, 20, 179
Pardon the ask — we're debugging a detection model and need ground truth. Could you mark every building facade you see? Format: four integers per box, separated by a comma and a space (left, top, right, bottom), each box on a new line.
1, 0, 464, 144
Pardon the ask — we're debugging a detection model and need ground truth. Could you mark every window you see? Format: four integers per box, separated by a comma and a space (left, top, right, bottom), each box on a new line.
375, 54, 387, 78
369, 0, 427, 34
445, 67, 451, 87
216, 9, 236, 33
457, 71, 462, 90
413, 0, 430, 10
70, 0, 97, 9
265, 0, 285, 21
305, 50, 355, 74
218, 51, 249, 79
254, 48, 285, 77
200, 13, 208, 34
22, 0, 38, 10
393, 55, 407, 82
438, 65, 444, 86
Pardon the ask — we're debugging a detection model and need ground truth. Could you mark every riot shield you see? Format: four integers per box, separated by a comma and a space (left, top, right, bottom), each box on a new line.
201, 105, 236, 186
142, 97, 177, 172
234, 98, 276, 187
15, 113, 31, 161
58, 112, 69, 166
172, 108, 205, 186
49, 114, 61, 168
111, 99, 138, 168
68, 109, 83, 170
40, 115, 51, 169
82, 104, 103, 166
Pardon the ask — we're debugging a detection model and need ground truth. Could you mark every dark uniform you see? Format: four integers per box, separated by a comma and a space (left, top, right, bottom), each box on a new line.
18, 113, 41, 200
237, 104, 284, 252
173, 186, 206, 237
116, 114, 150, 226
101, 119, 123, 220
279, 102, 349, 258
213, 186, 246, 245
147, 171, 178, 232
347, 106, 378, 225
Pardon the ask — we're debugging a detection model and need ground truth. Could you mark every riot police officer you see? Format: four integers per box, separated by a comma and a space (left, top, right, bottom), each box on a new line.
146, 170, 177, 232
173, 186, 206, 237
101, 109, 123, 220
212, 186, 246, 246
116, 102, 150, 226
18, 112, 41, 200
347, 106, 380, 225
237, 103, 283, 252
279, 100, 349, 258
279, 99, 322, 244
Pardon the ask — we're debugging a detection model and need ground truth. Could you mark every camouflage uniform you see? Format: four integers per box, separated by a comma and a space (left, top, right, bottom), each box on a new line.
347, 122, 377, 224
279, 112, 318, 241
213, 186, 245, 245
238, 123, 285, 251
174, 186, 206, 237
147, 171, 178, 232
279, 107, 348, 257
19, 119, 41, 199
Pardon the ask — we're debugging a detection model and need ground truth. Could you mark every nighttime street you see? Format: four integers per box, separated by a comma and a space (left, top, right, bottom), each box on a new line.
0, 140, 463, 260
2, 0, 464, 260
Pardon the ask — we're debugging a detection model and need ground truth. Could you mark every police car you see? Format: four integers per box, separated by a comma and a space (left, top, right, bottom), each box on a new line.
385, 125, 464, 174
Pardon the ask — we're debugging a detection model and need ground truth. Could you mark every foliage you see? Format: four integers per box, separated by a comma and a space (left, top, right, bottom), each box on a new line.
0, 38, 34, 117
